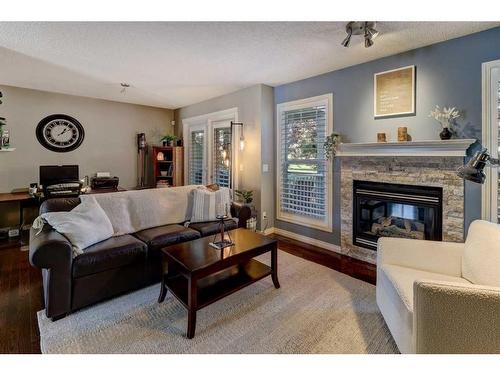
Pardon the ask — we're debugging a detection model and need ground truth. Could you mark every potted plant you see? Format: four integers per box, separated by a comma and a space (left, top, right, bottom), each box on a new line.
235, 189, 253, 204
160, 134, 177, 147
429, 105, 460, 140
324, 132, 341, 160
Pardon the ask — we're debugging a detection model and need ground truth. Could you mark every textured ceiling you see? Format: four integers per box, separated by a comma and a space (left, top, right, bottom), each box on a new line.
0, 22, 498, 109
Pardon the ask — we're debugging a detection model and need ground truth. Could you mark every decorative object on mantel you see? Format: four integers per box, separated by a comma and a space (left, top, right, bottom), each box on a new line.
429, 105, 460, 140
457, 148, 499, 184
374, 65, 416, 118
324, 132, 341, 160
336, 139, 476, 157
397, 127, 409, 142
377, 133, 387, 143
160, 134, 177, 147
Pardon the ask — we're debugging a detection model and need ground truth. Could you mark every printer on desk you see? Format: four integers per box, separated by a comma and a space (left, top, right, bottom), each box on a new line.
90, 172, 119, 190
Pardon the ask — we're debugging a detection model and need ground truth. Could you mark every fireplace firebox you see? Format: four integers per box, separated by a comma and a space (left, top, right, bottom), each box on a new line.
353, 180, 442, 250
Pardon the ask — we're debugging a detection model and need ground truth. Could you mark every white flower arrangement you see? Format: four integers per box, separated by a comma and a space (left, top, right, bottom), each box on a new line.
429, 105, 460, 129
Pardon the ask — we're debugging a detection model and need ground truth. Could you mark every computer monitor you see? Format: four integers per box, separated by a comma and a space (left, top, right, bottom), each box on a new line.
39, 165, 79, 187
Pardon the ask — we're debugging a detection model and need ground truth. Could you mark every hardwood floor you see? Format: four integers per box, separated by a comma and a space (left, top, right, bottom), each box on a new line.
0, 246, 43, 354
269, 234, 376, 285
0, 233, 375, 354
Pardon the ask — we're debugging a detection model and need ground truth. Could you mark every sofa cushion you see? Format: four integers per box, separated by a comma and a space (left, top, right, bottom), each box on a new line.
189, 219, 238, 237
72, 234, 147, 278
190, 186, 232, 223
41, 196, 114, 257
134, 224, 200, 250
462, 220, 500, 287
381, 264, 471, 312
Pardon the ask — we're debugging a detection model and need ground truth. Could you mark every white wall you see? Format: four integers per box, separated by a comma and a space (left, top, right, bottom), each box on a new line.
0, 85, 173, 192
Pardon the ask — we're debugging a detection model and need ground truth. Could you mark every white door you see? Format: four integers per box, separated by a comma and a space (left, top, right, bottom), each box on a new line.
183, 109, 238, 188
482, 61, 500, 222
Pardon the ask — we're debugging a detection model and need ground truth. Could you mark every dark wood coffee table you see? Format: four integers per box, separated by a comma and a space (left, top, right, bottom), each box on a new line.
158, 228, 279, 338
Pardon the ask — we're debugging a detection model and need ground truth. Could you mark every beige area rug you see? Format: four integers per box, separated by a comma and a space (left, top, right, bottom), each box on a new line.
37, 251, 398, 353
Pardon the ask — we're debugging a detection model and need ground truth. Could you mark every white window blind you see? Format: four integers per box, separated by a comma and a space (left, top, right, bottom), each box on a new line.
189, 130, 204, 184
213, 127, 232, 188
277, 95, 332, 231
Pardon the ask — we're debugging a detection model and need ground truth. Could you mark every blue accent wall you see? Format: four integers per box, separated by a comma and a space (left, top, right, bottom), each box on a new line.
274, 26, 500, 245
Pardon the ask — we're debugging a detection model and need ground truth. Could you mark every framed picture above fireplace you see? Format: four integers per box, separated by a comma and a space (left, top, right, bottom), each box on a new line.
374, 65, 416, 118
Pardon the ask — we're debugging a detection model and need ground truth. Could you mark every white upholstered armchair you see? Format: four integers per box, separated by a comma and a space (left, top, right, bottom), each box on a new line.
376, 220, 500, 354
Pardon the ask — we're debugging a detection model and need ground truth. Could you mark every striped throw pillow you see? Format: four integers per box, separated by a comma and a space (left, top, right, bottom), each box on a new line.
190, 187, 232, 223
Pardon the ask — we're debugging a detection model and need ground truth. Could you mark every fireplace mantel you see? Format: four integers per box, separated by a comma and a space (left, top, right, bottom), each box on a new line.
336, 139, 476, 157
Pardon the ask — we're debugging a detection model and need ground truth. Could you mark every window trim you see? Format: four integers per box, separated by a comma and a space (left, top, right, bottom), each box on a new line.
276, 93, 333, 232
481, 59, 500, 222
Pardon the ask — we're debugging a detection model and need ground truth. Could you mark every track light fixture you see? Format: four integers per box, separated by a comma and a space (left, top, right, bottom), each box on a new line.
341, 21, 379, 48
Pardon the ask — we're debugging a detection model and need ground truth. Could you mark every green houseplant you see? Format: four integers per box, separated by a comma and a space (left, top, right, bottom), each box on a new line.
235, 190, 253, 204
324, 132, 340, 160
160, 134, 177, 147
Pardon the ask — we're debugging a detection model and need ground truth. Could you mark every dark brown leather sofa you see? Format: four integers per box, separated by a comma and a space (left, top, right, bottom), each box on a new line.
29, 197, 251, 320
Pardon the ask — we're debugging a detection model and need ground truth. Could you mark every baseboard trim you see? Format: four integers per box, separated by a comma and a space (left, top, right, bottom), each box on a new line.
261, 227, 275, 235
270, 227, 342, 254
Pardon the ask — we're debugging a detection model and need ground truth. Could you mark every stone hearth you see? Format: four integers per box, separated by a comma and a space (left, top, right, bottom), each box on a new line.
340, 156, 465, 264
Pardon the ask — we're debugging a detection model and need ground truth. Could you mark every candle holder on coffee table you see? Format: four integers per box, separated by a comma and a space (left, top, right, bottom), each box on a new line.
209, 214, 234, 249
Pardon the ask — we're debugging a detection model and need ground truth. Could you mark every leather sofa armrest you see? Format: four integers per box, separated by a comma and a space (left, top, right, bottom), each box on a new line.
29, 225, 73, 269
414, 280, 500, 353
29, 225, 73, 319
231, 202, 251, 228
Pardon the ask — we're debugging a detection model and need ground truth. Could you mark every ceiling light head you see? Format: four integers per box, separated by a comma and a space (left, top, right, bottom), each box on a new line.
365, 27, 379, 40
341, 26, 352, 47
364, 35, 375, 48
120, 83, 130, 94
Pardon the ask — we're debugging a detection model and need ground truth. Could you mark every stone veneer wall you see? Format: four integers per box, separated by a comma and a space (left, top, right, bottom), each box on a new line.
340, 156, 465, 264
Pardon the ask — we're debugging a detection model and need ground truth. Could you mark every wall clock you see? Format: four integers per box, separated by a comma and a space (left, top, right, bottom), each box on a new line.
36, 114, 85, 152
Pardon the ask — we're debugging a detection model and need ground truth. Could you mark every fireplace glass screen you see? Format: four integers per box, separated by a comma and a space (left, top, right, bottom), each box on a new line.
353, 181, 442, 250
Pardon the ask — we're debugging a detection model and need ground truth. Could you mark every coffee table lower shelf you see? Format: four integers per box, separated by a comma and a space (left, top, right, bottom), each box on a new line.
166, 259, 271, 310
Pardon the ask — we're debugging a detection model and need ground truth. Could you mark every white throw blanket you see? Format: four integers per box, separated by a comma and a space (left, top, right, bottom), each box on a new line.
80, 185, 202, 236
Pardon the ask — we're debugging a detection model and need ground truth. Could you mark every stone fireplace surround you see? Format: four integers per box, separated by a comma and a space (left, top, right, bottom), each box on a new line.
337, 139, 475, 264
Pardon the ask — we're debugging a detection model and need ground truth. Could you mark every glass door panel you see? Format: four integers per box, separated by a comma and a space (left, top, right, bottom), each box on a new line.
189, 129, 205, 185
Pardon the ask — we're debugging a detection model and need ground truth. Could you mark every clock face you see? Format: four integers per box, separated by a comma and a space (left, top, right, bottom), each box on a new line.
36, 114, 85, 152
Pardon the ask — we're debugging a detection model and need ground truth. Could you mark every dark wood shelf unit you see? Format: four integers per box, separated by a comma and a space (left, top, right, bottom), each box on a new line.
152, 146, 183, 187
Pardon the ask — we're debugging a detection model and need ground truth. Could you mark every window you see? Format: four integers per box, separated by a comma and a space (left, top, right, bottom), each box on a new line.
276, 94, 333, 231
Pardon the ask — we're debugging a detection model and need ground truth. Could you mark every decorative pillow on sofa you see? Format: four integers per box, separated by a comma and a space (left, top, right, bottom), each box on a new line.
462, 220, 500, 287
190, 186, 232, 223
40, 196, 114, 257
